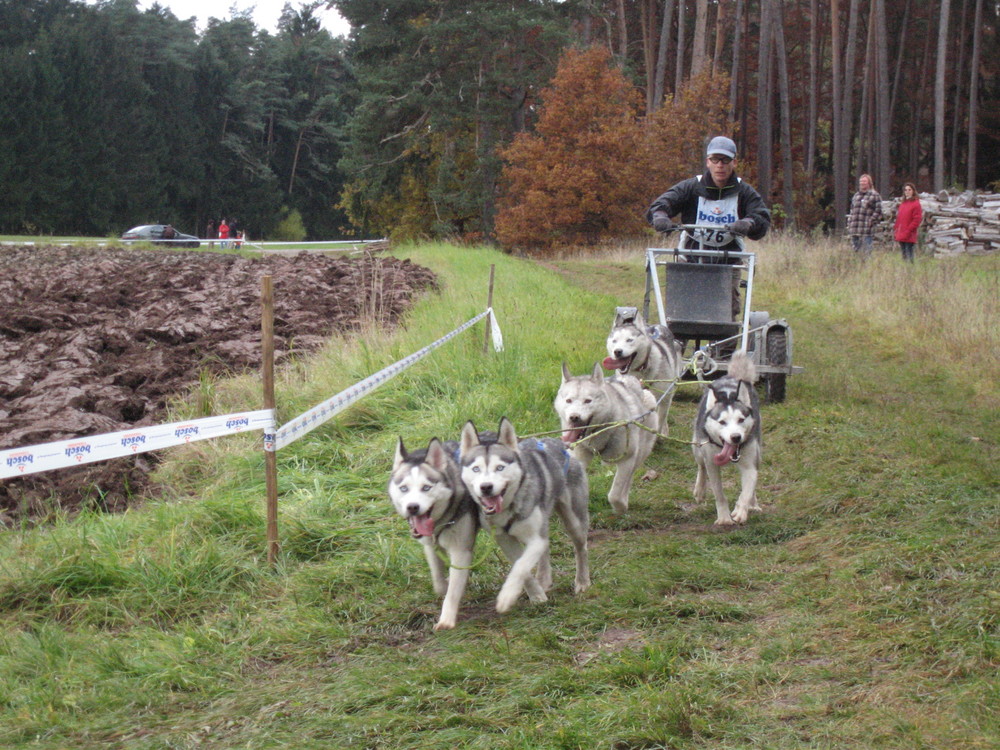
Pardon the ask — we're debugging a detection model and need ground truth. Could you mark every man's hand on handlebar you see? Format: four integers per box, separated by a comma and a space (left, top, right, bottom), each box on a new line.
652, 215, 677, 233
729, 218, 754, 236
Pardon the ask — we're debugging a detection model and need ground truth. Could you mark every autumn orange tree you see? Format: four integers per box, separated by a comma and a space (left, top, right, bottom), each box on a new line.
495, 46, 650, 254
643, 70, 741, 196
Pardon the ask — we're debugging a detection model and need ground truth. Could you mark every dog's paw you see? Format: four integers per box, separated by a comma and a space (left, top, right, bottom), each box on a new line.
433, 618, 456, 631
525, 586, 548, 604
730, 507, 749, 524
713, 516, 736, 527
609, 496, 628, 514
574, 577, 591, 594
496, 590, 519, 613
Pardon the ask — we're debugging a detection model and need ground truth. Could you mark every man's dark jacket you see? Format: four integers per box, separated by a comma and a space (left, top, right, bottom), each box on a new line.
646, 170, 771, 250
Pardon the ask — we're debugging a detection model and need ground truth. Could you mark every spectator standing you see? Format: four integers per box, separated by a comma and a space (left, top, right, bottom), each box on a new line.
218, 218, 230, 249
848, 174, 882, 259
205, 219, 215, 246
893, 183, 922, 263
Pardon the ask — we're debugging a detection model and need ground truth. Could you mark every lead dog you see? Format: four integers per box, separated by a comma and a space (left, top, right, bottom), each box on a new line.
388, 437, 480, 630
459, 418, 590, 614
603, 308, 683, 435
692, 353, 762, 525
555, 362, 658, 513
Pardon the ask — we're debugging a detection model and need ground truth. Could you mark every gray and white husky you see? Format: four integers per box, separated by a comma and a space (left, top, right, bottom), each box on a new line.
459, 418, 591, 614
389, 437, 480, 630
604, 308, 683, 435
692, 353, 762, 525
555, 362, 659, 513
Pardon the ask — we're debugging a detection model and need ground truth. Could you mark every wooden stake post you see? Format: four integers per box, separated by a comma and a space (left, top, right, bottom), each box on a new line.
261, 275, 279, 565
482, 264, 495, 354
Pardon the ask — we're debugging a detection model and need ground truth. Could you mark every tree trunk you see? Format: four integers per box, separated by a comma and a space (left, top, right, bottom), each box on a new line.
653, 0, 675, 110
831, 0, 844, 230
773, 0, 795, 228
949, 0, 970, 186
875, 0, 891, 195
912, 20, 934, 179
691, 0, 708, 77
674, 0, 686, 93
967, 0, 983, 188
888, 0, 911, 140
711, 0, 727, 76
843, 0, 860, 178
642, 0, 655, 112
756, 0, 774, 203
728, 0, 745, 124
806, 0, 819, 175
859, 9, 875, 179
934, 0, 950, 191
619, 0, 629, 57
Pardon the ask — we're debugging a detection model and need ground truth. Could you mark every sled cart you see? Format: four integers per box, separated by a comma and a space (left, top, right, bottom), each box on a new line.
640, 224, 802, 403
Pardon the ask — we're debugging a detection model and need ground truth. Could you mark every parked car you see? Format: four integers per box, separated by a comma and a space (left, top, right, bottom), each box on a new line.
120, 224, 200, 248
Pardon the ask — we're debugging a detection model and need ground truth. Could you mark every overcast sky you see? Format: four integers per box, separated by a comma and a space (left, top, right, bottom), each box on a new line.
130, 1, 351, 36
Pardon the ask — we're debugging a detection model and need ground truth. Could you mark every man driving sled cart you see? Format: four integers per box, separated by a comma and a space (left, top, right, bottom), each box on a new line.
638, 136, 798, 402
645, 136, 770, 319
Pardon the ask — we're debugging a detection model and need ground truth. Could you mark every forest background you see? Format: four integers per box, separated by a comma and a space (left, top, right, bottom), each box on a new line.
1, 0, 998, 251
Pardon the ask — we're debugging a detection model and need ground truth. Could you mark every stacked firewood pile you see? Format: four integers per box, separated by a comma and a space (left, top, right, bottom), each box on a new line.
879, 190, 1000, 256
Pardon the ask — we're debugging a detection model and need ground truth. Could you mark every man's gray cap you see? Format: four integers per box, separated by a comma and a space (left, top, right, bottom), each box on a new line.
706, 136, 737, 158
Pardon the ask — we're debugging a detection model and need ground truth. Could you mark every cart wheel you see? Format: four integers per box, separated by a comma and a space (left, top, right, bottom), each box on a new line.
764, 328, 787, 403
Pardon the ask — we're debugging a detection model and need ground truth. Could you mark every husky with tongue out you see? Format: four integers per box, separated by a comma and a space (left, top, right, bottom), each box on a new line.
604, 308, 683, 436
389, 437, 480, 630
555, 362, 659, 513
692, 353, 762, 525
459, 418, 591, 615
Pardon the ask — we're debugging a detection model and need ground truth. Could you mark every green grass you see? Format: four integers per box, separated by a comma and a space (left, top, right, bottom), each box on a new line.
0, 239, 997, 748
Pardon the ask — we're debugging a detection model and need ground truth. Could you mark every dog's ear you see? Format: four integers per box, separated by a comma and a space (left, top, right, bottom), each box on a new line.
561, 361, 572, 383
704, 386, 717, 410
633, 311, 645, 329
737, 381, 754, 406
591, 362, 604, 381
460, 421, 480, 453
426, 438, 448, 470
497, 417, 518, 450
393, 437, 407, 470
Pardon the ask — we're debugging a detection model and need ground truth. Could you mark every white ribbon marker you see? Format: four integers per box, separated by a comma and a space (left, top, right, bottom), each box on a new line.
1, 409, 275, 480
274, 308, 503, 451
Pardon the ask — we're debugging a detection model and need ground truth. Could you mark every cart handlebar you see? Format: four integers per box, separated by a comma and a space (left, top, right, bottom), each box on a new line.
657, 223, 742, 249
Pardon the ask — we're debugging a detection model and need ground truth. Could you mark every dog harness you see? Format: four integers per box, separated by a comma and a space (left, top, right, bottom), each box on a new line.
534, 439, 572, 474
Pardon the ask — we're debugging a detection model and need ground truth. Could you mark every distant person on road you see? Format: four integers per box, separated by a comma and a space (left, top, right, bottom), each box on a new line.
218, 218, 230, 249
893, 182, 922, 263
206, 219, 216, 247
848, 174, 882, 259
162, 224, 176, 241
645, 136, 771, 318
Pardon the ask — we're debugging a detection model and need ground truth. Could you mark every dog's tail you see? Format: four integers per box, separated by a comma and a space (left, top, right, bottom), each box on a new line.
727, 352, 758, 383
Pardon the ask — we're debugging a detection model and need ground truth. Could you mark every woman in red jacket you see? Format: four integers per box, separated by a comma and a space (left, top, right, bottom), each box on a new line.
894, 183, 922, 262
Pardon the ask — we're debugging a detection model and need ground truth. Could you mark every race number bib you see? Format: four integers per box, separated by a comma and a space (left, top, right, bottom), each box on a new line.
692, 193, 740, 247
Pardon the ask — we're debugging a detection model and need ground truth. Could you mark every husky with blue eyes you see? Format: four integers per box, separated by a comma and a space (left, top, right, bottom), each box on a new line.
388, 436, 480, 630
693, 353, 762, 525
459, 417, 590, 615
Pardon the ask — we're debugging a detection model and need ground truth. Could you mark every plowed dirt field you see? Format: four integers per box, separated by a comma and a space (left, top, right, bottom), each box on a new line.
0, 245, 437, 523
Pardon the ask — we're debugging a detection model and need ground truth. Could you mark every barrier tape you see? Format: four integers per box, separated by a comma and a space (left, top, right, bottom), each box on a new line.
1, 409, 275, 480
274, 308, 503, 451
2, 308, 500, 477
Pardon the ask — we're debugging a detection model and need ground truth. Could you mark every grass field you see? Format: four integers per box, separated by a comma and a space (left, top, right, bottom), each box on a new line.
0, 237, 997, 748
